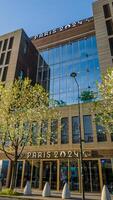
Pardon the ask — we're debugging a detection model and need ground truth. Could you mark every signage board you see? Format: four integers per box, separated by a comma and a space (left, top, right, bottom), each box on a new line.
25, 150, 92, 159
31, 17, 93, 40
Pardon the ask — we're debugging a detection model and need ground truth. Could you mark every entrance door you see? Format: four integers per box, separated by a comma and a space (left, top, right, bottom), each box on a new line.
42, 161, 57, 190
84, 160, 100, 192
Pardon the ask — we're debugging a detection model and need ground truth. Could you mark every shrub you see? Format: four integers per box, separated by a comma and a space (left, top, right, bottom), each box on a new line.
0, 188, 20, 196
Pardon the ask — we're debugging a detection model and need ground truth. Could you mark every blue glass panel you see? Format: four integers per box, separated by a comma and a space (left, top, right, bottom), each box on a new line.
53, 64, 61, 78
72, 40, 79, 60
54, 78, 60, 94
50, 78, 54, 94
67, 43, 72, 61
60, 77, 67, 93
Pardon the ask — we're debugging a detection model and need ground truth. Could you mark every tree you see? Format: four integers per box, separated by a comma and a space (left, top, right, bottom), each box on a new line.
94, 69, 113, 135
0, 78, 58, 189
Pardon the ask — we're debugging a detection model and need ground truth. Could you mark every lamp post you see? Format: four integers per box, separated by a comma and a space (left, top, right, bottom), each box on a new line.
70, 72, 85, 200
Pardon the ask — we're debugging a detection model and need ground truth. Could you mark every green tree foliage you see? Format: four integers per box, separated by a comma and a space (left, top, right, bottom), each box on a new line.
80, 90, 95, 101
0, 78, 59, 189
95, 69, 113, 135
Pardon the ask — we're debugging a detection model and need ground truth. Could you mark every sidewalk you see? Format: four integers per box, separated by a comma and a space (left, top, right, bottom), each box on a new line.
0, 190, 113, 200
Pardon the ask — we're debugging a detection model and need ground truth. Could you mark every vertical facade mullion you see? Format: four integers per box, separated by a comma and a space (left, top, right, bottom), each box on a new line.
98, 159, 103, 192
57, 159, 60, 191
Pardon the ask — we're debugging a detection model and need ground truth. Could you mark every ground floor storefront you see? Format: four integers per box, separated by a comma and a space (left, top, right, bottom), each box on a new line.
0, 150, 113, 193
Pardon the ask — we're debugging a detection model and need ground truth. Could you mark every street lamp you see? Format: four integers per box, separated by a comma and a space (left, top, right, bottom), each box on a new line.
70, 72, 85, 200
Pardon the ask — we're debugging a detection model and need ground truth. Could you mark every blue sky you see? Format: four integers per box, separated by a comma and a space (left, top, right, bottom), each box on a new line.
0, 0, 94, 37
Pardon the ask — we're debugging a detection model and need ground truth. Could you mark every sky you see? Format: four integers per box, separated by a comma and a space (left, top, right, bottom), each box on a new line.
0, 0, 94, 37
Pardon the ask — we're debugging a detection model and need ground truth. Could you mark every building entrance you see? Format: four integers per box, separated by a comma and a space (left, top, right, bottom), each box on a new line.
42, 161, 57, 190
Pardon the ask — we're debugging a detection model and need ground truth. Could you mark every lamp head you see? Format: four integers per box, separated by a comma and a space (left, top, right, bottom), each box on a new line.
70, 72, 77, 78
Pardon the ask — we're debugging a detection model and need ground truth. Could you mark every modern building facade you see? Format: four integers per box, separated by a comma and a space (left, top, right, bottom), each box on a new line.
0, 29, 40, 85
0, 0, 113, 194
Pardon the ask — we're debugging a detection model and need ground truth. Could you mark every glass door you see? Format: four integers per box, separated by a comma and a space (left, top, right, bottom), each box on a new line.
101, 159, 113, 193
32, 161, 40, 188
42, 161, 57, 190
59, 161, 68, 189
69, 161, 79, 191
84, 160, 100, 192
15, 161, 23, 188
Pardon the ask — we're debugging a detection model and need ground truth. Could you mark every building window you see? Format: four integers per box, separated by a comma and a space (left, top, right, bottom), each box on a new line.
0, 53, 5, 65
96, 124, 107, 142
83, 115, 93, 142
106, 20, 113, 35
5, 51, 11, 65
2, 39, 8, 51
0, 41, 2, 51
31, 122, 38, 145
2, 67, 8, 82
72, 116, 80, 143
61, 117, 68, 144
8, 37, 14, 49
109, 38, 113, 56
103, 4, 111, 18
40, 121, 48, 145
0, 160, 9, 186
50, 119, 58, 144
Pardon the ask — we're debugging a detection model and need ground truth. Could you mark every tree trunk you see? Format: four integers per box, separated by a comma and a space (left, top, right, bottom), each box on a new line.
10, 160, 18, 189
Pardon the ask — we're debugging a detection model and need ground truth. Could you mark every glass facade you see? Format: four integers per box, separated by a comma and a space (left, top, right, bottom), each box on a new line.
2, 158, 113, 193
39, 35, 101, 105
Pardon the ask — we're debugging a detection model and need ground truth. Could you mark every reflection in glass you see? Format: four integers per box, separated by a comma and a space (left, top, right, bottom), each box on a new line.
96, 124, 107, 142
69, 161, 79, 191
39, 35, 101, 105
72, 116, 80, 143
32, 161, 40, 188
50, 120, 58, 144
42, 161, 57, 190
0, 160, 9, 186
40, 121, 48, 145
60, 161, 68, 189
61, 117, 69, 144
83, 115, 93, 142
